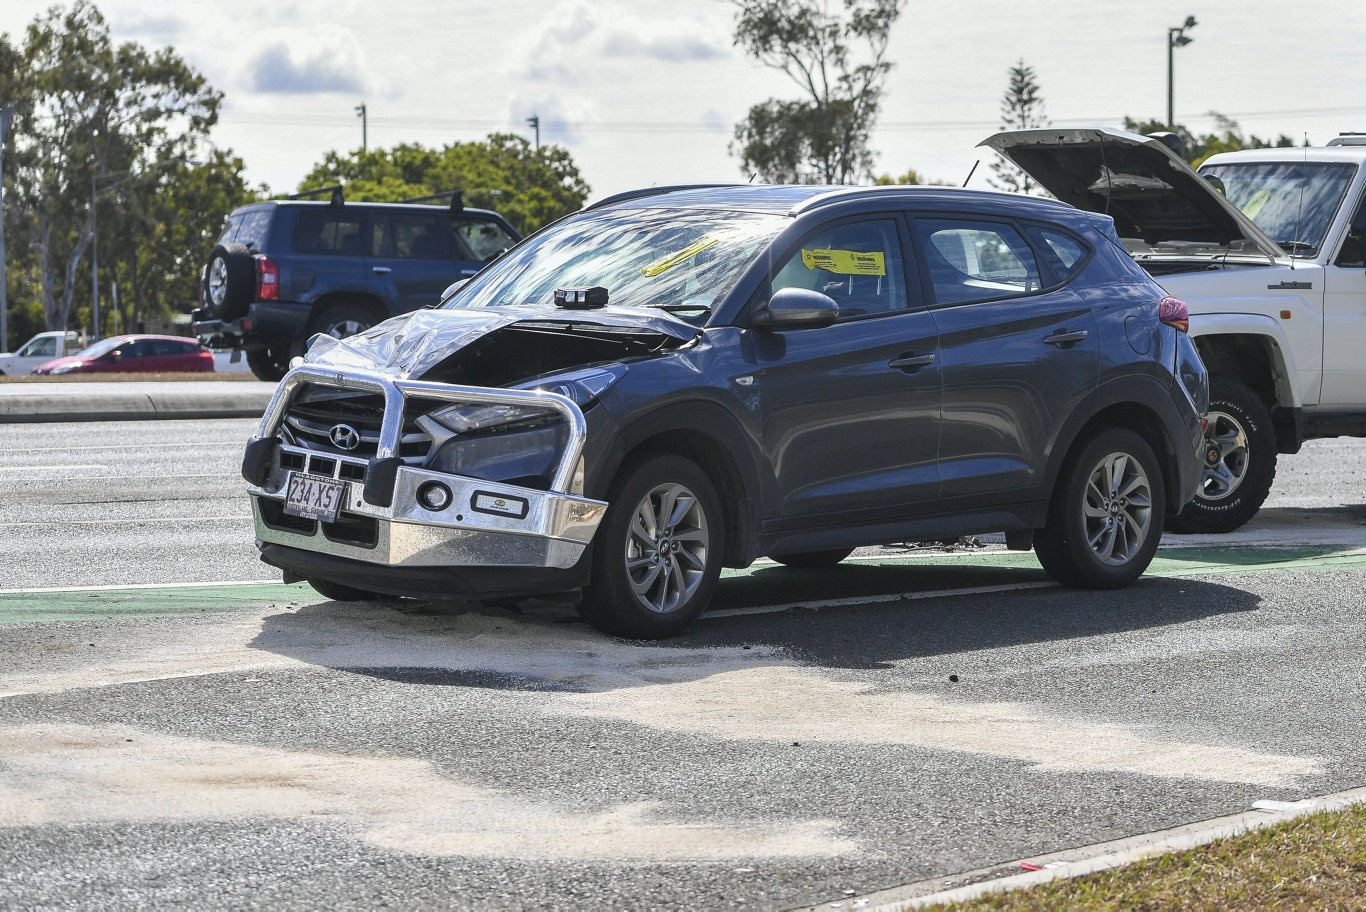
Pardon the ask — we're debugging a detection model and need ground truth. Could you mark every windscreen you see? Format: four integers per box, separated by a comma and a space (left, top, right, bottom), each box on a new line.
1198, 161, 1356, 256
446, 207, 787, 326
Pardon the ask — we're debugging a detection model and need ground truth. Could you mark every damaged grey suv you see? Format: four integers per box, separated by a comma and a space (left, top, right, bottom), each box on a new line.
242, 184, 1209, 638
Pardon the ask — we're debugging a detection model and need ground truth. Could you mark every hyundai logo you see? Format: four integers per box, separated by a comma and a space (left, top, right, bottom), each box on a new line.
329, 424, 361, 450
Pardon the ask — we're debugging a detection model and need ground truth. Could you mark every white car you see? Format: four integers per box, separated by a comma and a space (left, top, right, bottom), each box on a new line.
983, 128, 1366, 533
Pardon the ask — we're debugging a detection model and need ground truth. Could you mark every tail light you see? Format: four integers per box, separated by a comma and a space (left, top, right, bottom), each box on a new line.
1159, 296, 1190, 333
257, 256, 280, 302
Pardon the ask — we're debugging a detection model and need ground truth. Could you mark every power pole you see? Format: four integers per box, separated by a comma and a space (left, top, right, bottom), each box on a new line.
0, 106, 12, 352
527, 114, 540, 150
356, 102, 368, 153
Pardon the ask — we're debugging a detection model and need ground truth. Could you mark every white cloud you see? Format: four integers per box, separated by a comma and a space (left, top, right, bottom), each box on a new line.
242, 26, 368, 95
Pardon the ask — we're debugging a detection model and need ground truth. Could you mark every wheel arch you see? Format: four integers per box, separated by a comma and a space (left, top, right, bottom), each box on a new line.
1191, 326, 1302, 453
594, 400, 767, 568
307, 292, 388, 327
1045, 376, 1196, 519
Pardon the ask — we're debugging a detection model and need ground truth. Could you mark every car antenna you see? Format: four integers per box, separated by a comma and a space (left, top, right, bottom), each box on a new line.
1100, 132, 1112, 216
1289, 133, 1309, 270
962, 160, 979, 187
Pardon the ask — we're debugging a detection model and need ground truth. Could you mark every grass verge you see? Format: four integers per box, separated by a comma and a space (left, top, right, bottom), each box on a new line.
929, 802, 1366, 911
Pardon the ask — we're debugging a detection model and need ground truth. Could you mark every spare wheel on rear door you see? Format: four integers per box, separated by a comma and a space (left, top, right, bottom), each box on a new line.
204, 243, 256, 320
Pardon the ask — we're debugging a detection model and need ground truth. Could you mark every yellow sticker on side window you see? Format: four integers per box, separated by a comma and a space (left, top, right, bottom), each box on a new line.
801, 248, 886, 276
641, 236, 719, 277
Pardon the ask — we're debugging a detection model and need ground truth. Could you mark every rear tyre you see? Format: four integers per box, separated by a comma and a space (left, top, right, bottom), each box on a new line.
307, 303, 380, 342
770, 548, 854, 569
1165, 375, 1276, 534
246, 347, 291, 382
308, 578, 381, 602
579, 454, 724, 639
1034, 428, 1165, 589
204, 243, 255, 320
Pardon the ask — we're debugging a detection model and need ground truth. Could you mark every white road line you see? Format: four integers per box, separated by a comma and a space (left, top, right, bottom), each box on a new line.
0, 579, 286, 595
0, 516, 248, 528
0, 464, 110, 473
704, 580, 1058, 619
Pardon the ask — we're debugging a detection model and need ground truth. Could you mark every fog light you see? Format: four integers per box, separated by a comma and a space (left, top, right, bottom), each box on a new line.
417, 481, 453, 512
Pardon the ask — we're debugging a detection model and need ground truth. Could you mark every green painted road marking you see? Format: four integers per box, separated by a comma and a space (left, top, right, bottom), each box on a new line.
2, 545, 1364, 625
0, 582, 312, 625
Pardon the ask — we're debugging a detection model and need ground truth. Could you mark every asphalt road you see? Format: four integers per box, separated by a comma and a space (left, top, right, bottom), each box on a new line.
2, 421, 1364, 910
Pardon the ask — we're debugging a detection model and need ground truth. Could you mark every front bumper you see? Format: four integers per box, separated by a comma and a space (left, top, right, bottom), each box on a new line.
245, 366, 608, 588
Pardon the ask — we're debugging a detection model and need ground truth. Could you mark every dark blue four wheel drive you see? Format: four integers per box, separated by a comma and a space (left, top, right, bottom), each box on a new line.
240, 183, 1210, 638
193, 193, 521, 380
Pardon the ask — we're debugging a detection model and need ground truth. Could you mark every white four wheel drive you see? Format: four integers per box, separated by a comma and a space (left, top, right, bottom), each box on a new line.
985, 129, 1366, 533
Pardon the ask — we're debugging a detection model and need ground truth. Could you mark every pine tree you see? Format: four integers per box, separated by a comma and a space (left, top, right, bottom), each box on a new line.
989, 60, 1048, 194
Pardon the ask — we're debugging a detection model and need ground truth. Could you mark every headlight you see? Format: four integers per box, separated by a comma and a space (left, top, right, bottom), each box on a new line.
428, 402, 560, 434
517, 364, 627, 407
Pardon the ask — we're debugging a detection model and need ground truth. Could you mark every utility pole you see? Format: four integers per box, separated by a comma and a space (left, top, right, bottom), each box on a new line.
527, 114, 540, 150
0, 105, 12, 352
356, 102, 367, 153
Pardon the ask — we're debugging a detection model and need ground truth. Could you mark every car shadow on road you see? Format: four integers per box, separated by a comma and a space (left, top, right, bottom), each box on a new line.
247, 558, 1262, 689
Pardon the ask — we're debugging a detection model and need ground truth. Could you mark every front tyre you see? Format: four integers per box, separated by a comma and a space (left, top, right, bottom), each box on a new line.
1165, 375, 1276, 534
308, 578, 381, 602
308, 303, 379, 341
1035, 428, 1166, 589
246, 347, 291, 382
580, 455, 724, 639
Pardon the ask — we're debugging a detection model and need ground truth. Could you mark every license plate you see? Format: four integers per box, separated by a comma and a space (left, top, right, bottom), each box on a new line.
284, 473, 345, 523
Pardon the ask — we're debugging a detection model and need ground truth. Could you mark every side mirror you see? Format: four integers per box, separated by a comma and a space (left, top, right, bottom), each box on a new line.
751, 286, 840, 330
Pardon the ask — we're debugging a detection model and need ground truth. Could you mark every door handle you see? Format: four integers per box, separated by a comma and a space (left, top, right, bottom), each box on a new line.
460, 269, 478, 277
889, 352, 936, 371
1043, 329, 1088, 346
371, 266, 392, 275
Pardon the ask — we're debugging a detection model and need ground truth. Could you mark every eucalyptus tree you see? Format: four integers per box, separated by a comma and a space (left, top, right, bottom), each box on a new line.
730, 0, 903, 184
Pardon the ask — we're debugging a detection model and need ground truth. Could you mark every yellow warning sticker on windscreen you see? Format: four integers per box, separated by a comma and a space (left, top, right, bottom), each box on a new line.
641, 236, 719, 277
801, 248, 886, 276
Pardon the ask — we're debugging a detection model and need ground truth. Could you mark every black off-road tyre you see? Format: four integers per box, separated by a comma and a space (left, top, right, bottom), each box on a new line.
246, 347, 291, 382
308, 578, 381, 602
204, 243, 255, 320
1034, 428, 1166, 589
1165, 375, 1276, 534
579, 454, 724, 639
770, 548, 854, 569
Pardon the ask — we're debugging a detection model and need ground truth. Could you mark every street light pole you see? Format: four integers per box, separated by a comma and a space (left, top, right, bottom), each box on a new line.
90, 172, 100, 340
1167, 15, 1197, 130
0, 105, 13, 352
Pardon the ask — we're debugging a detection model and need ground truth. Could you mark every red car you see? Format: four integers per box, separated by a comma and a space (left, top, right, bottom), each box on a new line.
32, 334, 215, 375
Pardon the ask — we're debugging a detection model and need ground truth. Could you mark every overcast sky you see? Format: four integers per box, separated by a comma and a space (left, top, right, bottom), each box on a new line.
3, 0, 1363, 202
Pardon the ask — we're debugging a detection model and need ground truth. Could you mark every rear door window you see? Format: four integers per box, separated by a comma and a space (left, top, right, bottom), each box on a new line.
371, 211, 449, 259
916, 218, 1042, 306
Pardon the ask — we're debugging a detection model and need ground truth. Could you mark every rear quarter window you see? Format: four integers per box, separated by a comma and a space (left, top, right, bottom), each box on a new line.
292, 210, 365, 256
1029, 226, 1092, 283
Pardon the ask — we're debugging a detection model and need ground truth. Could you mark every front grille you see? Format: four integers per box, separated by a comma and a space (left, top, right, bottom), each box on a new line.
280, 447, 367, 484
323, 514, 379, 548
259, 498, 316, 535
259, 492, 376, 548
283, 386, 434, 460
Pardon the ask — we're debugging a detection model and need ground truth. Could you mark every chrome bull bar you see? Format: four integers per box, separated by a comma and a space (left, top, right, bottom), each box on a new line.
245, 365, 607, 570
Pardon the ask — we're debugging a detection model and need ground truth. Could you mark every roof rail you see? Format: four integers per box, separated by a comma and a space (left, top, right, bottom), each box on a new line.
1327, 133, 1366, 146
585, 184, 740, 211
401, 190, 466, 213
289, 184, 345, 206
